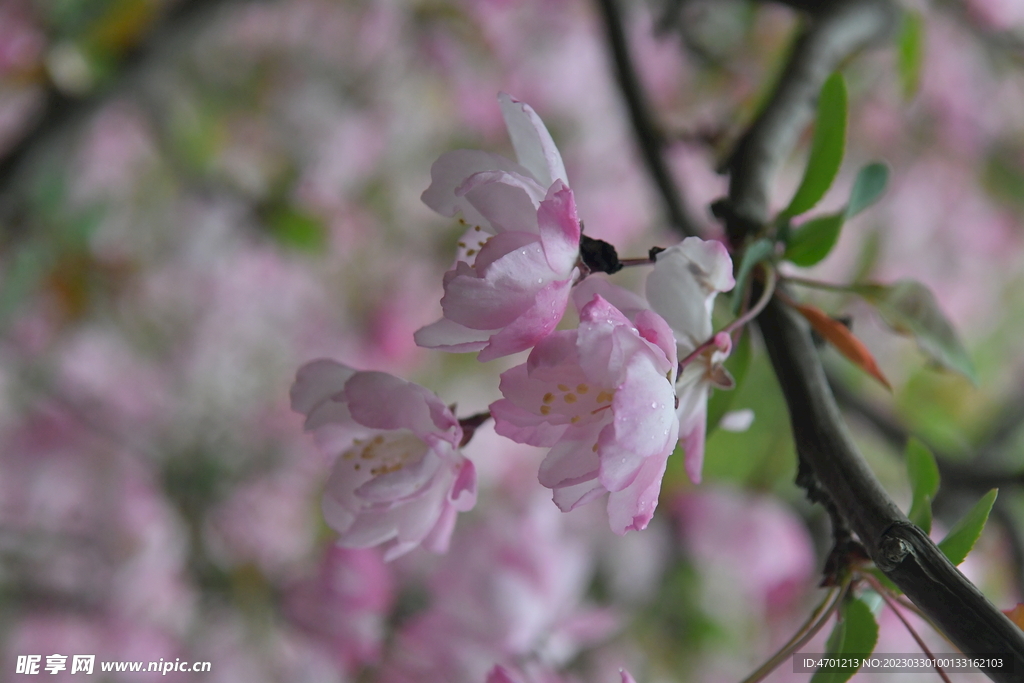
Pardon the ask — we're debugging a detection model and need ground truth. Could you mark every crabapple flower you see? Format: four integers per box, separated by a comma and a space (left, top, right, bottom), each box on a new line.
290, 360, 476, 560
415, 93, 581, 361
490, 291, 679, 533
645, 237, 735, 484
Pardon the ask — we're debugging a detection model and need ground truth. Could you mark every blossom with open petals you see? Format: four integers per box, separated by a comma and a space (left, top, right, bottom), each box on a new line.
490, 291, 678, 533
415, 93, 580, 361
645, 237, 735, 484
290, 360, 476, 560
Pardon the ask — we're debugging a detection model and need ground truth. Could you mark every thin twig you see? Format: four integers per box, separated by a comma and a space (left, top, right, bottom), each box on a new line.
678, 265, 777, 369
593, 0, 701, 237
739, 582, 849, 683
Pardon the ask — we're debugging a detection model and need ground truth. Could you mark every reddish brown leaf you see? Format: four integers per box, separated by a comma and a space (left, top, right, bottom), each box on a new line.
794, 302, 892, 391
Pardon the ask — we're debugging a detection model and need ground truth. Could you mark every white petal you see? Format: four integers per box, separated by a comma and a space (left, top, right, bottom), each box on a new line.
498, 92, 568, 188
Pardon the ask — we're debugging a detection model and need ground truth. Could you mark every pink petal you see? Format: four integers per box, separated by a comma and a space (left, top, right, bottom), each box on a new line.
490, 397, 566, 447
537, 181, 581, 274
577, 302, 650, 387
303, 398, 354, 432
634, 309, 678, 371
354, 448, 438, 503
344, 372, 457, 439
620, 670, 639, 683
606, 443, 671, 534
598, 355, 677, 491
572, 278, 648, 318
449, 458, 477, 511
474, 230, 538, 274
681, 404, 708, 485
419, 500, 459, 555
485, 665, 520, 683
645, 237, 734, 353
459, 170, 545, 234
291, 359, 356, 419
478, 278, 573, 362
421, 149, 531, 229
537, 423, 603, 488
551, 479, 606, 512
414, 317, 492, 352
498, 92, 568, 188
440, 242, 550, 330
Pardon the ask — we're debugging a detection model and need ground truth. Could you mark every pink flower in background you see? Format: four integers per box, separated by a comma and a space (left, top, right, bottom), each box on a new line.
290, 360, 476, 560
674, 489, 815, 612
645, 237, 735, 484
283, 546, 394, 672
415, 93, 582, 361
490, 290, 678, 533
381, 497, 616, 683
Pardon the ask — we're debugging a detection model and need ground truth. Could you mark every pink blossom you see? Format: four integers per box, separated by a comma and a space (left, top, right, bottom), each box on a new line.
483, 664, 579, 683
490, 290, 678, 533
645, 237, 735, 484
415, 94, 581, 361
290, 360, 476, 560
282, 546, 394, 672
380, 496, 615, 683
674, 489, 815, 612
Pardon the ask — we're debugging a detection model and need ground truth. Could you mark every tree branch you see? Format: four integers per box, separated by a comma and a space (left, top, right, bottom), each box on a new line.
717, 0, 1024, 678
0, 0, 245, 231
594, 0, 701, 237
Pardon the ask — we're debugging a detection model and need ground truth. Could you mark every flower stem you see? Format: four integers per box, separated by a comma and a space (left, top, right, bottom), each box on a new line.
617, 257, 656, 267
679, 266, 777, 369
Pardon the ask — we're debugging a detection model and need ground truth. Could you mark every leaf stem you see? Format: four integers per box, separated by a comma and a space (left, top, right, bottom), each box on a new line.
738, 578, 850, 683
782, 274, 859, 293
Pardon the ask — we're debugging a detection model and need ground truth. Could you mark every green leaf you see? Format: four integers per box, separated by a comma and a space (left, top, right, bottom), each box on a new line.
939, 489, 997, 566
854, 280, 977, 383
846, 163, 890, 218
266, 206, 327, 252
898, 10, 925, 100
905, 437, 940, 534
810, 596, 879, 683
783, 72, 848, 218
706, 329, 752, 433
784, 212, 845, 267
732, 238, 775, 314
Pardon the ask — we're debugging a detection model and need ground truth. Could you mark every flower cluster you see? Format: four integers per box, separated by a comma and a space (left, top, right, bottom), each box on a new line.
291, 94, 736, 565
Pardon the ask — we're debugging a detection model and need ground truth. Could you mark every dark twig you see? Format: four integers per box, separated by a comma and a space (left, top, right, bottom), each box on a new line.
829, 367, 1024, 599
0, 0, 244, 230
594, 0, 700, 237
714, 0, 1024, 677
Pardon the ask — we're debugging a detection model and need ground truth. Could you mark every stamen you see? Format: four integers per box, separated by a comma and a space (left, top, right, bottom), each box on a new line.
542, 393, 554, 404
564, 393, 577, 404
540, 405, 551, 416
576, 384, 589, 393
